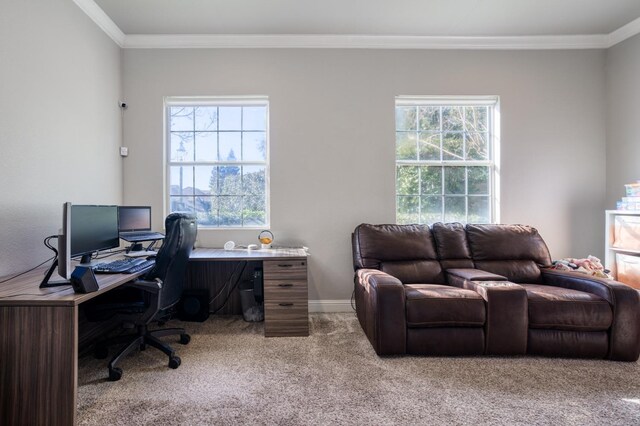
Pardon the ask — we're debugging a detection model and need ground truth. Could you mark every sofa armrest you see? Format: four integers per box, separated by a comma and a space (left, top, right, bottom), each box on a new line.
355, 269, 406, 355
446, 268, 507, 290
541, 269, 640, 361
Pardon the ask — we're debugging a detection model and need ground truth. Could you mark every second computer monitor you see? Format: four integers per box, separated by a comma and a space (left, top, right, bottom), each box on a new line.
118, 206, 152, 232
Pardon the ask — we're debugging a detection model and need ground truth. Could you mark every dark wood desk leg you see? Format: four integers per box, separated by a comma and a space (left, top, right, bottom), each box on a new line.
1, 305, 78, 426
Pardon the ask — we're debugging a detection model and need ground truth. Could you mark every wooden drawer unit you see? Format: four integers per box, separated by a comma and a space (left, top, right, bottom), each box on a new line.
263, 260, 307, 280
263, 259, 308, 337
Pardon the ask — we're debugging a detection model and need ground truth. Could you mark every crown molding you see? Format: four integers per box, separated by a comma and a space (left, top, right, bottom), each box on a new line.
123, 34, 608, 49
72, 0, 640, 50
72, 0, 125, 47
608, 16, 640, 47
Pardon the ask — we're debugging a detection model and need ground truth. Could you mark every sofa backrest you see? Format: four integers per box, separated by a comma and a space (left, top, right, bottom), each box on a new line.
466, 224, 552, 283
431, 222, 475, 270
352, 223, 445, 284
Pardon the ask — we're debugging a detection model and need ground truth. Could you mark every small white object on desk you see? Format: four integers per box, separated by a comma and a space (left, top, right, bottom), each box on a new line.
223, 241, 236, 250
247, 244, 258, 251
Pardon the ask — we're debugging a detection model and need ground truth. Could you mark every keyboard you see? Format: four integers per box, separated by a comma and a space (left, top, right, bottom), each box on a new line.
93, 258, 155, 274
119, 231, 165, 242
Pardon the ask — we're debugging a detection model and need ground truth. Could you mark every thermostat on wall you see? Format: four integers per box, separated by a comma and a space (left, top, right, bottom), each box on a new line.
120, 147, 129, 157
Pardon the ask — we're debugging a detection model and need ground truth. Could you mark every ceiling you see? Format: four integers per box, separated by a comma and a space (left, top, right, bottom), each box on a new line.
94, 0, 640, 37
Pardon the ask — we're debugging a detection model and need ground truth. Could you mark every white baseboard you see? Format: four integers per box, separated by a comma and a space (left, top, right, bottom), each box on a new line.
309, 300, 354, 313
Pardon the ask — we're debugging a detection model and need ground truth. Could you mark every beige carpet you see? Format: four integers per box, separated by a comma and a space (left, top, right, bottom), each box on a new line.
78, 313, 640, 425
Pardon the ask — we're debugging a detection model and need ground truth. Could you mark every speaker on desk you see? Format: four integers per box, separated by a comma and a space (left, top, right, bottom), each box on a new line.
71, 266, 99, 294
179, 289, 210, 322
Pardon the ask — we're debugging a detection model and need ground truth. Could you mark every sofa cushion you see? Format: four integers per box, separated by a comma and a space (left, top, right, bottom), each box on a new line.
381, 260, 445, 284
466, 224, 552, 282
353, 223, 438, 269
522, 284, 613, 331
431, 222, 474, 270
405, 284, 485, 327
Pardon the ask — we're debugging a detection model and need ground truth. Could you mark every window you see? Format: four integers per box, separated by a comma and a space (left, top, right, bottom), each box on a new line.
395, 96, 498, 224
165, 97, 269, 228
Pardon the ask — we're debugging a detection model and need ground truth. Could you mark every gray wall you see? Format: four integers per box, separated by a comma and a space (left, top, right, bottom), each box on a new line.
123, 48, 606, 302
0, 0, 122, 276
606, 34, 640, 208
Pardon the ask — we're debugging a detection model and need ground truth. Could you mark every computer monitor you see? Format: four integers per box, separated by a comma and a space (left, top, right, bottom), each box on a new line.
41, 203, 119, 288
118, 206, 152, 232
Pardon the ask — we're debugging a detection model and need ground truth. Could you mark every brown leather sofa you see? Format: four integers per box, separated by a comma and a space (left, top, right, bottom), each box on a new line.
352, 223, 640, 361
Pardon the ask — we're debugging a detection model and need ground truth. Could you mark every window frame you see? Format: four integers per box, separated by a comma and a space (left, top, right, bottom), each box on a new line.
394, 95, 500, 225
164, 96, 270, 229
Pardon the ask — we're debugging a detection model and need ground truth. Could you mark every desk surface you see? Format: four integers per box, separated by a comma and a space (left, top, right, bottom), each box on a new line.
0, 248, 308, 306
190, 247, 308, 261
0, 260, 148, 307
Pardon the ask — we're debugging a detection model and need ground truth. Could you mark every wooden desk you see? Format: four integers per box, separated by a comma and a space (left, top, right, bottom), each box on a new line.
189, 248, 309, 337
0, 263, 148, 426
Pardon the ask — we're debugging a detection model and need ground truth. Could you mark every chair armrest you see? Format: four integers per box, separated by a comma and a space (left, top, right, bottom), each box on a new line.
126, 279, 162, 295
355, 269, 406, 355
446, 269, 507, 288
463, 280, 528, 355
541, 269, 640, 361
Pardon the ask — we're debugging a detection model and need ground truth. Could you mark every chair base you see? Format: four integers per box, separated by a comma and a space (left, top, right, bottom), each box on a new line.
95, 325, 190, 381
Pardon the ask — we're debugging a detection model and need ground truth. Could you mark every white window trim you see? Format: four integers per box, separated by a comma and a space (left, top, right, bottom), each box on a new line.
163, 96, 271, 229
394, 95, 500, 224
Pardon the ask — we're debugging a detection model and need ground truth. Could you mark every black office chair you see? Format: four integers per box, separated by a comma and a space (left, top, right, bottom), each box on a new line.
92, 212, 197, 381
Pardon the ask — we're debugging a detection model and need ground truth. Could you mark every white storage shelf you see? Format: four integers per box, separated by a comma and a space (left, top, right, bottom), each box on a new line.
605, 210, 640, 289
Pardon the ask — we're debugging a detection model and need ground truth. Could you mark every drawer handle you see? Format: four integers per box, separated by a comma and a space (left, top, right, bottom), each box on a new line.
279, 303, 294, 307
278, 283, 294, 287
278, 264, 293, 268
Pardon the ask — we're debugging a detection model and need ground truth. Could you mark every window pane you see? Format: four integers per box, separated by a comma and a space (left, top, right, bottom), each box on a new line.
396, 106, 417, 131
419, 132, 440, 161
218, 165, 241, 195
170, 196, 194, 213
420, 196, 442, 224
465, 106, 488, 132
194, 166, 216, 195
219, 196, 242, 226
419, 106, 440, 131
396, 132, 417, 160
444, 196, 466, 222
397, 166, 419, 195
170, 132, 194, 162
444, 167, 465, 195
169, 107, 194, 131
243, 195, 266, 226
469, 196, 490, 223
465, 132, 488, 160
442, 133, 464, 161
194, 107, 217, 131
442, 106, 464, 131
195, 132, 217, 162
468, 167, 489, 195
397, 196, 419, 224
219, 132, 241, 161
170, 166, 194, 195
219, 107, 242, 131
195, 196, 217, 226
420, 166, 442, 195
243, 165, 265, 195
243, 132, 267, 161
242, 107, 267, 131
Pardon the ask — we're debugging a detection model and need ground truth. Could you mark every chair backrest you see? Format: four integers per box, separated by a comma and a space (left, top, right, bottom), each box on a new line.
352, 223, 445, 284
465, 224, 552, 283
431, 222, 475, 270
146, 212, 197, 309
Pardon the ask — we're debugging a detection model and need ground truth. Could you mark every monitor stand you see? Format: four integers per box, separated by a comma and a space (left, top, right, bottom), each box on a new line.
39, 259, 70, 289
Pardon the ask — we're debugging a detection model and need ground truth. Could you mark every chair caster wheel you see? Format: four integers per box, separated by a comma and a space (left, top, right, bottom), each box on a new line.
109, 367, 123, 381
94, 346, 108, 359
169, 356, 181, 369
179, 334, 191, 345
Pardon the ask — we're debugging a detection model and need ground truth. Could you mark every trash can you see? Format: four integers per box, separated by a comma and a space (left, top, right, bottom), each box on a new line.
239, 281, 264, 322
